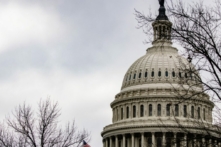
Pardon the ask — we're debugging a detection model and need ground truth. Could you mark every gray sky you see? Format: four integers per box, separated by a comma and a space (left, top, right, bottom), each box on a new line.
0, 0, 214, 146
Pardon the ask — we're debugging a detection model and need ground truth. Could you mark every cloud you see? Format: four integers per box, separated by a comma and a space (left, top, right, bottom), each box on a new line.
0, 2, 66, 52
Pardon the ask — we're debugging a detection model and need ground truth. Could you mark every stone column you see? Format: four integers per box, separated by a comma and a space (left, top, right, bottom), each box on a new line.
129, 103, 133, 119
162, 132, 166, 147
174, 133, 177, 147
106, 138, 108, 147
202, 137, 205, 147
123, 134, 126, 147
110, 137, 112, 147
183, 134, 187, 147
215, 140, 218, 147
115, 136, 118, 147
193, 135, 196, 147
141, 133, 144, 147
152, 132, 155, 147
103, 139, 105, 147
209, 139, 212, 147
131, 133, 134, 147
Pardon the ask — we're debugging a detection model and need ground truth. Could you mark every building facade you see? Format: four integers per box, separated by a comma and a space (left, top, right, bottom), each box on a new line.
101, 2, 221, 147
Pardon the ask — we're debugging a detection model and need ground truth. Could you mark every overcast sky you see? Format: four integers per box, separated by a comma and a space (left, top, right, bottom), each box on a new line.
0, 0, 215, 146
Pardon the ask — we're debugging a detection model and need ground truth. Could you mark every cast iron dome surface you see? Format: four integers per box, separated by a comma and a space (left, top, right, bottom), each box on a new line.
121, 43, 201, 90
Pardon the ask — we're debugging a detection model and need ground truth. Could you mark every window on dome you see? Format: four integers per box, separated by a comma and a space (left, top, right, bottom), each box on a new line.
179, 72, 182, 78
172, 71, 175, 77
149, 104, 152, 116
148, 138, 152, 146
203, 108, 205, 120
133, 74, 136, 79
116, 109, 118, 120
175, 104, 179, 116
191, 106, 194, 118
157, 137, 162, 147
126, 75, 128, 81
165, 71, 168, 77
158, 71, 161, 77
145, 71, 148, 78
157, 104, 161, 116
140, 105, 144, 117
126, 106, 129, 118
121, 107, 123, 120
198, 107, 200, 119
118, 141, 121, 147
129, 74, 131, 80
139, 72, 142, 78
166, 104, 171, 116
151, 71, 154, 77
183, 105, 187, 117
185, 73, 188, 78
133, 105, 136, 118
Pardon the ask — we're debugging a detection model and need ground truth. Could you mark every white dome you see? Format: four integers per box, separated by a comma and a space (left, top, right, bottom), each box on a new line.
121, 42, 200, 91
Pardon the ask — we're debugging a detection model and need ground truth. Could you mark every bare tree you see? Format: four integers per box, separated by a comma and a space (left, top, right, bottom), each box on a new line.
0, 99, 89, 147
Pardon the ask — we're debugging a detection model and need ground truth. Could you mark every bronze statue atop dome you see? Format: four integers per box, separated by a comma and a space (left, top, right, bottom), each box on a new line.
159, 0, 165, 7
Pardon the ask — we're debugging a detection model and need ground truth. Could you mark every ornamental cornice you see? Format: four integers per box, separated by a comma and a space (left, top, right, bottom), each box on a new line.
116, 87, 209, 100
110, 96, 213, 108
101, 124, 221, 139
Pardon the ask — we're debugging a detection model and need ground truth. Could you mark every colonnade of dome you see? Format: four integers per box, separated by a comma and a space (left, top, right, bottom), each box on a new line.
103, 132, 221, 147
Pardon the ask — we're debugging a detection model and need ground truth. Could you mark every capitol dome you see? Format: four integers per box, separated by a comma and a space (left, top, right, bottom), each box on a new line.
102, 1, 220, 147
121, 42, 201, 91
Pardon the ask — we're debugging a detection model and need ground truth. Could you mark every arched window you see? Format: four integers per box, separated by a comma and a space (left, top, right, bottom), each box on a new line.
121, 107, 123, 120
203, 108, 205, 120
165, 71, 168, 77
151, 71, 154, 77
158, 71, 161, 77
139, 72, 142, 78
185, 73, 188, 78
149, 104, 152, 116
198, 107, 200, 119
166, 104, 171, 116
140, 105, 144, 117
157, 138, 162, 147
183, 105, 187, 117
116, 109, 118, 120
157, 104, 161, 116
133, 105, 136, 118
172, 71, 175, 77
145, 71, 148, 78
129, 74, 131, 80
126, 106, 129, 118
159, 26, 162, 39
133, 73, 136, 79
148, 138, 152, 147
191, 106, 194, 118
175, 104, 179, 116
179, 72, 182, 78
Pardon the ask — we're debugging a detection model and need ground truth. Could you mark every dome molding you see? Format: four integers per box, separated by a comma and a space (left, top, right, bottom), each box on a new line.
110, 97, 213, 108
102, 125, 220, 138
